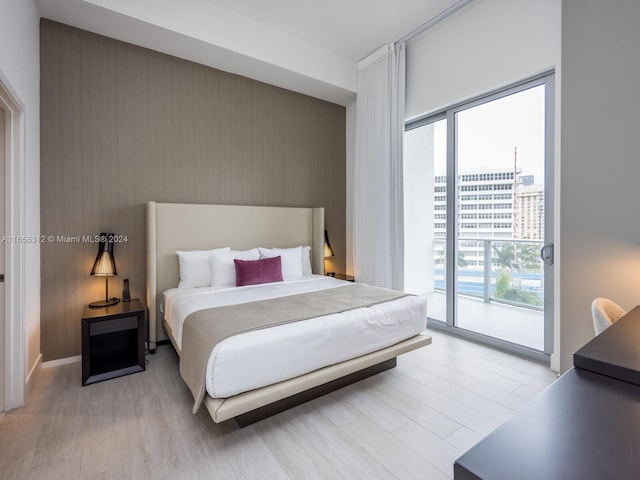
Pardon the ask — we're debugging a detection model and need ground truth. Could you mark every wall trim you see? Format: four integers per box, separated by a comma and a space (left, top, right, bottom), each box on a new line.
0, 68, 26, 411
42, 355, 81, 369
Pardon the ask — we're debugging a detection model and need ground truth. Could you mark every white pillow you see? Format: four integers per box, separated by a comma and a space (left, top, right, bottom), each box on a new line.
177, 247, 231, 288
210, 248, 260, 287
302, 245, 312, 275
259, 246, 304, 280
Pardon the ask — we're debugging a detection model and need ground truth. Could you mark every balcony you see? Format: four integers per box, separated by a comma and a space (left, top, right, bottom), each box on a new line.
428, 238, 545, 351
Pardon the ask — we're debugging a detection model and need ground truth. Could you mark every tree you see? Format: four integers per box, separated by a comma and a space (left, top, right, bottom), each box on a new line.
492, 242, 542, 272
520, 244, 542, 271
494, 268, 543, 307
495, 269, 511, 297
492, 243, 515, 270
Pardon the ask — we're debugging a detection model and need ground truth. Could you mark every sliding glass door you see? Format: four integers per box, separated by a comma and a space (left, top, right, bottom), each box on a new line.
404, 74, 554, 359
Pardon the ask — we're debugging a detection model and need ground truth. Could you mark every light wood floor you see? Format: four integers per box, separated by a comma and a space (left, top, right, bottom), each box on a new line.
0, 329, 557, 479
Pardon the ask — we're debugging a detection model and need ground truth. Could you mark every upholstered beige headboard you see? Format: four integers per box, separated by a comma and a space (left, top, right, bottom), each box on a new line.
146, 201, 325, 347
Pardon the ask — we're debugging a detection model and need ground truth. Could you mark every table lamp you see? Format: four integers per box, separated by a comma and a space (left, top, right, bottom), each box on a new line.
89, 233, 119, 308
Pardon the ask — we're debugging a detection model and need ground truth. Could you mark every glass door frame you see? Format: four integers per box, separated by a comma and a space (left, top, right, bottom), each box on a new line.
407, 72, 555, 363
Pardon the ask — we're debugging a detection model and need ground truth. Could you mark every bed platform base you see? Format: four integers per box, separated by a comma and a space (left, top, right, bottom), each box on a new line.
201, 333, 431, 426
234, 357, 396, 427
161, 319, 415, 426
162, 306, 431, 427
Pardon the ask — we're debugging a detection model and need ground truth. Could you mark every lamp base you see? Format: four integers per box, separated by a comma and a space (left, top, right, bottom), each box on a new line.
89, 298, 120, 308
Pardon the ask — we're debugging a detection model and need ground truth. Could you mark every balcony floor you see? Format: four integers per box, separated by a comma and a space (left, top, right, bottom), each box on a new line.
424, 291, 544, 351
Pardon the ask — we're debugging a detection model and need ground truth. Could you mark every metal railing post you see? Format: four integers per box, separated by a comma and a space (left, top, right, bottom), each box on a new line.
484, 239, 491, 303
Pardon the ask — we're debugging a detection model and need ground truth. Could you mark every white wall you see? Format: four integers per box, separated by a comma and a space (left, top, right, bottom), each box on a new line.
560, 0, 640, 372
406, 0, 560, 119
0, 0, 41, 392
404, 126, 435, 294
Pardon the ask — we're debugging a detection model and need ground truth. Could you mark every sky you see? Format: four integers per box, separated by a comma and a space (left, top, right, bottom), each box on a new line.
433, 84, 546, 184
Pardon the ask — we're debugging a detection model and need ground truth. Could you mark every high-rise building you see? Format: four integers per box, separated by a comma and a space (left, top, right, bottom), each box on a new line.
517, 184, 544, 240
433, 168, 544, 267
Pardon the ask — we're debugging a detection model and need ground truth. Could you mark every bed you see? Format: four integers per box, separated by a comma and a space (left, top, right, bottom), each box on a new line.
146, 201, 431, 426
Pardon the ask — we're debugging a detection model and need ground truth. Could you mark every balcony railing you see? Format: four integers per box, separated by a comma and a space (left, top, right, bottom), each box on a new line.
433, 238, 544, 311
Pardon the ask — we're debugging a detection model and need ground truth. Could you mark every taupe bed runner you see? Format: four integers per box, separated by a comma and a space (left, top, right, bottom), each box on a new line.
180, 283, 409, 413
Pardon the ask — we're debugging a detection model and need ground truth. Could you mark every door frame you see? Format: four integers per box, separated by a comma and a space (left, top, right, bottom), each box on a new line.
406, 71, 555, 363
0, 69, 26, 410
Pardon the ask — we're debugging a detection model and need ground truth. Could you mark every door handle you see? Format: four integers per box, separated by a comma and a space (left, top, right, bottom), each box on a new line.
0, 273, 4, 282
540, 244, 554, 266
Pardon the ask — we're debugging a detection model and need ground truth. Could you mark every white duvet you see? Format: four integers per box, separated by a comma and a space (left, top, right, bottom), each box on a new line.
163, 275, 427, 398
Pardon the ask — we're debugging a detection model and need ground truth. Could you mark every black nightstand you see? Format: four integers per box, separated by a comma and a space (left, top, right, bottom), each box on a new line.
82, 298, 146, 386
333, 273, 355, 282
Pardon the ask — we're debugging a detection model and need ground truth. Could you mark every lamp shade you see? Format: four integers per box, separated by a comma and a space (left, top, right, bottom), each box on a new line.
89, 233, 119, 308
90, 233, 117, 276
324, 229, 335, 258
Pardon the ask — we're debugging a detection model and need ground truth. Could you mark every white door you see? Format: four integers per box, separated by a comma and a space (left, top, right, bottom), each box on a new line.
0, 106, 5, 413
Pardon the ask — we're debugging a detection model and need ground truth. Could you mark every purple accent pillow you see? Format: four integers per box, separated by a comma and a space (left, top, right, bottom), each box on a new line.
234, 256, 283, 287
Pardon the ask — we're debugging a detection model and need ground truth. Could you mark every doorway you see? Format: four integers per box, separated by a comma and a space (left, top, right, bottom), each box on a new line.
0, 106, 4, 413
0, 73, 26, 411
404, 73, 555, 361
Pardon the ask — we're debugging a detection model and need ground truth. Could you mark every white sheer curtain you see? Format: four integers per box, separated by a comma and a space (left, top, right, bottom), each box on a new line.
353, 42, 406, 290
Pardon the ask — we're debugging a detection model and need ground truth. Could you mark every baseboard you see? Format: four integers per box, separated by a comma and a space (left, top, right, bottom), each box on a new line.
25, 353, 43, 400
42, 355, 81, 369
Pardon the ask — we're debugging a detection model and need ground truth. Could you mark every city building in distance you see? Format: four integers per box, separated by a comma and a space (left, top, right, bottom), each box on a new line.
433, 168, 544, 268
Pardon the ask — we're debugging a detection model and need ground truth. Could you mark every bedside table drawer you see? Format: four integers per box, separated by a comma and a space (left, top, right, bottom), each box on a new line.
90, 315, 138, 336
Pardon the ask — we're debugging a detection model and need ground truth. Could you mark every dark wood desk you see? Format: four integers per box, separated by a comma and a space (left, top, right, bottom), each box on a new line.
455, 306, 640, 479
574, 305, 640, 386
454, 368, 640, 480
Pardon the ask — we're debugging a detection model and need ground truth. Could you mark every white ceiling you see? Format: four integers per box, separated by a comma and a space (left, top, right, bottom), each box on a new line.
206, 0, 454, 62
36, 0, 460, 105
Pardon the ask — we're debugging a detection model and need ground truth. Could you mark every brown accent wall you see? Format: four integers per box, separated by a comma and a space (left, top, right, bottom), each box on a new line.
40, 20, 346, 361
